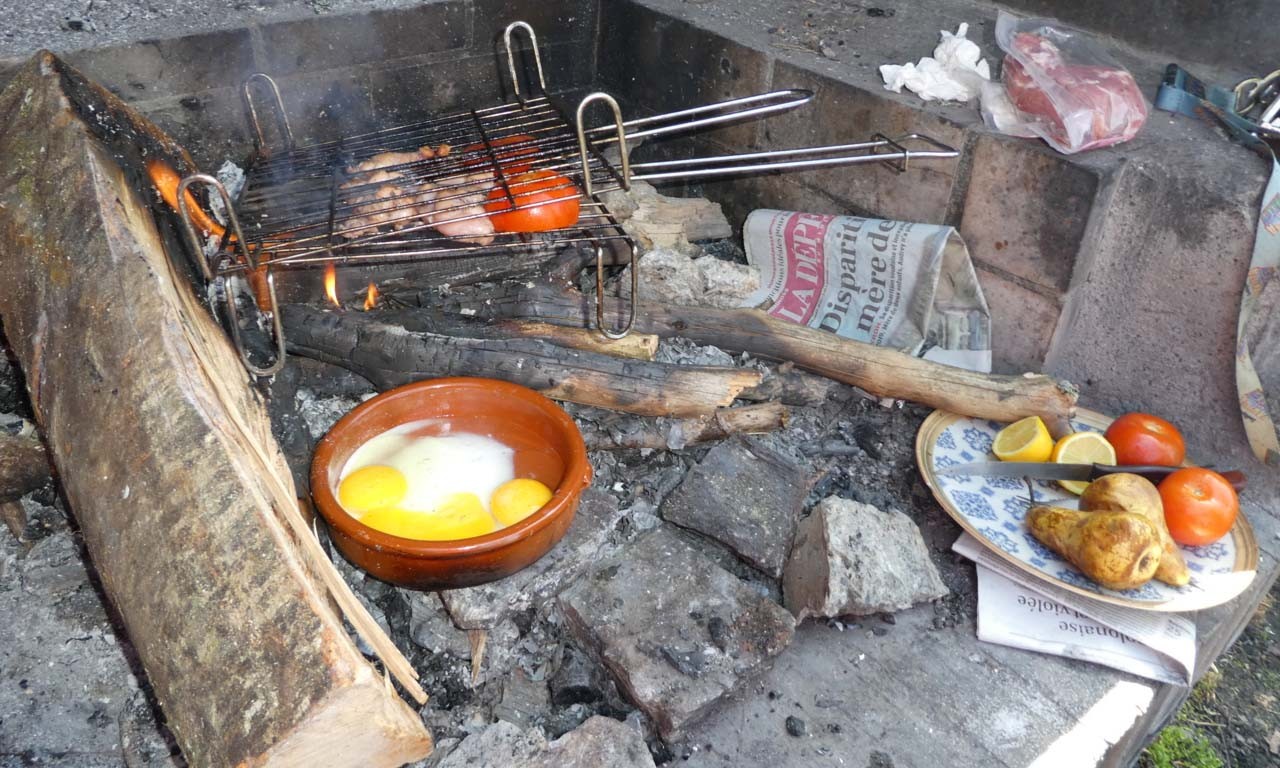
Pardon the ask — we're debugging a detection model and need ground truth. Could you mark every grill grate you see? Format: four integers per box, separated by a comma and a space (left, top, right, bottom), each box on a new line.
162, 21, 960, 376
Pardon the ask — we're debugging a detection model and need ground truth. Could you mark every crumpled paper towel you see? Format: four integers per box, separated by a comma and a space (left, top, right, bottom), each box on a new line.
879, 23, 990, 102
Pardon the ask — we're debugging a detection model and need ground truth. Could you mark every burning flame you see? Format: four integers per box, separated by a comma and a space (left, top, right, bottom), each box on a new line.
324, 263, 339, 307
363, 282, 380, 311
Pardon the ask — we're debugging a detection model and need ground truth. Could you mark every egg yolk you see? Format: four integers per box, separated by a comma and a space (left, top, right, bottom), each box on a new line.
359, 493, 498, 541
337, 465, 408, 514
491, 478, 553, 526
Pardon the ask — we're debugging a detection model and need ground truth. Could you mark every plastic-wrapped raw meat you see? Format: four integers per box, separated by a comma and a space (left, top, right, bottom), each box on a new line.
989, 13, 1148, 153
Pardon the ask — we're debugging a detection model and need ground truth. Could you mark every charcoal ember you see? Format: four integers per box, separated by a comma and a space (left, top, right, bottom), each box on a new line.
407, 593, 471, 658
549, 647, 604, 706
440, 489, 622, 630
493, 669, 550, 729
785, 715, 806, 737
660, 436, 808, 578
694, 255, 759, 309
783, 497, 948, 620
559, 528, 795, 739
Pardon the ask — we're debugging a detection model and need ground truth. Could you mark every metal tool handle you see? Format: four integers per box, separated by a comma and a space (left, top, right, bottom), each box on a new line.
1092, 464, 1247, 492
502, 21, 547, 106
175, 174, 286, 377
242, 73, 296, 157
627, 133, 959, 182
606, 89, 814, 141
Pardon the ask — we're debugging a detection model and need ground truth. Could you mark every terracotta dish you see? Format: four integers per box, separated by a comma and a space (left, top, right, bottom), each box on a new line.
311, 377, 592, 590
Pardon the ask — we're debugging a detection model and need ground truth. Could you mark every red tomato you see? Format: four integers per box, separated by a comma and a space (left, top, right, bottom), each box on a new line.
484, 170, 581, 232
1103, 413, 1185, 466
462, 134, 538, 174
1158, 468, 1239, 546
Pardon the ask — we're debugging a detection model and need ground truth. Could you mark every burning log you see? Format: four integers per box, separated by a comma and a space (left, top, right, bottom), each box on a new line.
0, 54, 431, 766
581, 402, 789, 451
280, 304, 761, 417
417, 282, 1078, 432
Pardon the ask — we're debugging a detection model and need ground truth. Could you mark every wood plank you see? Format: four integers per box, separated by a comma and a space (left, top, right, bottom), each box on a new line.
0, 53, 430, 767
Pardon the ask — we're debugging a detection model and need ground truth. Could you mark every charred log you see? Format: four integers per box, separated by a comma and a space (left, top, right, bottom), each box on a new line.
281, 304, 761, 418
410, 281, 1078, 431
581, 402, 789, 451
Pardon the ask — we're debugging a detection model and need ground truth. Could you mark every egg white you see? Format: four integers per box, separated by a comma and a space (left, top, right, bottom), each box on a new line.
341, 425, 515, 514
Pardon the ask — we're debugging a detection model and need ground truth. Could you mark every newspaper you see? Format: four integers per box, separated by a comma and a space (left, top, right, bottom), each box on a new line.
741, 209, 992, 372
953, 533, 1196, 685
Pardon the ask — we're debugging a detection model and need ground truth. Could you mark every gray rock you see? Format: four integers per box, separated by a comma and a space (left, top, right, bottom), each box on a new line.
436, 721, 547, 768
437, 716, 654, 768
440, 489, 623, 630
527, 716, 656, 768
559, 528, 795, 739
661, 437, 808, 578
783, 498, 947, 620
694, 255, 759, 309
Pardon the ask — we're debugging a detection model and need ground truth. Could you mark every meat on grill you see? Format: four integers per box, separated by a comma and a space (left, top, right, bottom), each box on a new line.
339, 146, 494, 245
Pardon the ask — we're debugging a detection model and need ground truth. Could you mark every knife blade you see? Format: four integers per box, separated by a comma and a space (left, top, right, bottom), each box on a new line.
936, 462, 1247, 492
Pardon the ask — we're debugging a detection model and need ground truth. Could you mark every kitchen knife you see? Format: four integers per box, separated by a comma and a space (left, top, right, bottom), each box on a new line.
936, 462, 1247, 492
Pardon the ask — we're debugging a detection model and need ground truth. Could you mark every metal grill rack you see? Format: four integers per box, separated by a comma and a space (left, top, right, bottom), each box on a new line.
172, 22, 960, 376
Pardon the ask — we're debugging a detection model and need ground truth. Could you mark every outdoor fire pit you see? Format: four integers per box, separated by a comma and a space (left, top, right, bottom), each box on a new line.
0, 2, 1277, 768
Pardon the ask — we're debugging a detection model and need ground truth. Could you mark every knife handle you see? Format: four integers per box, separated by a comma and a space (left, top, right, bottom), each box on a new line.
1092, 464, 1247, 492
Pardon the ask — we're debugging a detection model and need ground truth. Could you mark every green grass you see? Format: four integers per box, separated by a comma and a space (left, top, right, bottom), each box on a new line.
1141, 726, 1223, 768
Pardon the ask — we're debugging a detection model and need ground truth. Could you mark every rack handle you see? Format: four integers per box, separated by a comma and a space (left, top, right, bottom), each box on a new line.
625, 133, 960, 183
602, 89, 814, 142
503, 21, 547, 106
576, 92, 630, 197
174, 174, 285, 377
596, 243, 637, 339
242, 73, 295, 157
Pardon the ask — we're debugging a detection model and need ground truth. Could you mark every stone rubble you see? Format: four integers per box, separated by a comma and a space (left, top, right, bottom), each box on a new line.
559, 527, 796, 739
661, 436, 809, 578
436, 716, 655, 768
783, 497, 948, 620
439, 489, 624, 630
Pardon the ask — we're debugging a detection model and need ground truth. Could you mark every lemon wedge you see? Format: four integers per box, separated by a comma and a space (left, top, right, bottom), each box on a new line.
1050, 432, 1117, 495
992, 416, 1054, 463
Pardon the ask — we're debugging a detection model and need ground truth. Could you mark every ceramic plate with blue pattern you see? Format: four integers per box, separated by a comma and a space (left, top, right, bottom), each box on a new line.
917, 409, 1259, 611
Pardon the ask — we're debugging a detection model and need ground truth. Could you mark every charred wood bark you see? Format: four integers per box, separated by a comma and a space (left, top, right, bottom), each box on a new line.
413, 282, 1078, 431
0, 54, 430, 768
281, 304, 761, 417
377, 308, 658, 361
0, 433, 50, 503
581, 402, 789, 450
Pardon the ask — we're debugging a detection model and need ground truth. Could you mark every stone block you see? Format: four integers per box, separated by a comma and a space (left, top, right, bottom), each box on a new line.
437, 721, 546, 768
782, 497, 947, 620
258, 2, 468, 76
974, 266, 1062, 374
64, 29, 255, 102
527, 716, 655, 768
440, 489, 622, 630
597, 0, 772, 149
660, 436, 808, 577
762, 60, 971, 223
959, 133, 1099, 295
1044, 150, 1267, 461
559, 527, 796, 739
